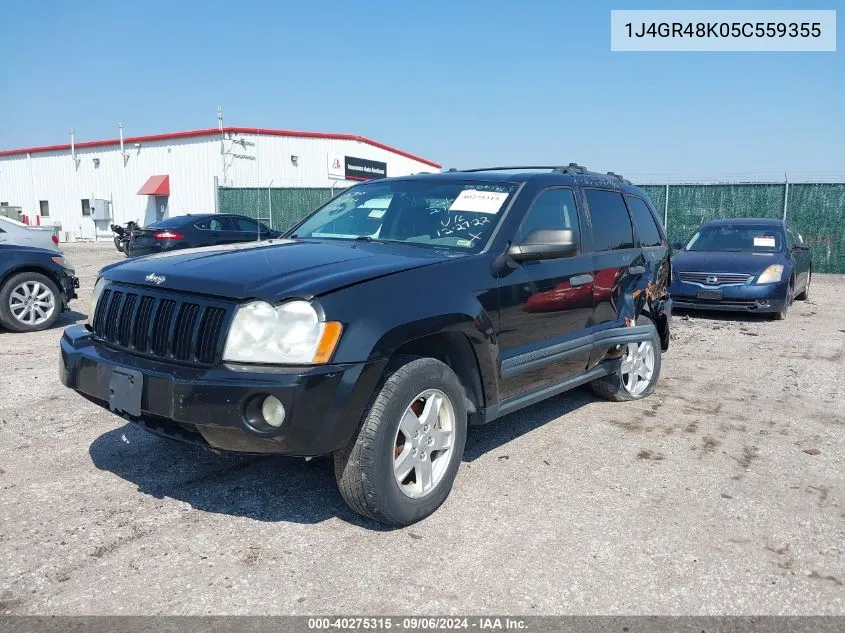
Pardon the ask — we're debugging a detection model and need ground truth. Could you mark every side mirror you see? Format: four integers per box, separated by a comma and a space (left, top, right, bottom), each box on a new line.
672, 241, 684, 251
508, 228, 578, 262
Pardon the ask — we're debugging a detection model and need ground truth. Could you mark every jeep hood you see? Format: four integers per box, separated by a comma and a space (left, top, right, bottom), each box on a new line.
100, 239, 459, 300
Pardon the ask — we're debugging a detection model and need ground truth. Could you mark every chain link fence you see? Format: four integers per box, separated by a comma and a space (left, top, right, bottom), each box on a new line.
219, 183, 845, 274
639, 183, 845, 273
217, 187, 334, 232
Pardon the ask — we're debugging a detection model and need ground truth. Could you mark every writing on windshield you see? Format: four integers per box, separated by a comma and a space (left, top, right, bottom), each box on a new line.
290, 180, 518, 251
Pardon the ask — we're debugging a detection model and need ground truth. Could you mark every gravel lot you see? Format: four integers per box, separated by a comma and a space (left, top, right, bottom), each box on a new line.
1, 242, 843, 615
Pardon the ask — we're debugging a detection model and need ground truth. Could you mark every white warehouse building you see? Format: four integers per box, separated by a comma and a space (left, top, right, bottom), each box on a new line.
0, 127, 441, 241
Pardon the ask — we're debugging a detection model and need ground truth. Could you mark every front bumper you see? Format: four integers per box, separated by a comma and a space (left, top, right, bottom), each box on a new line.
60, 324, 386, 456
59, 272, 79, 307
669, 279, 787, 313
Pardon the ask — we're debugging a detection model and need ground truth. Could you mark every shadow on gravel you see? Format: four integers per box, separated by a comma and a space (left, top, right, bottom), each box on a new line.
464, 386, 593, 461
0, 310, 87, 335
89, 387, 595, 526
88, 423, 383, 528
56, 310, 87, 327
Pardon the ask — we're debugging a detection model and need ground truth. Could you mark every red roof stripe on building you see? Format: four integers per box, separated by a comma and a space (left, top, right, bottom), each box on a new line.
0, 127, 441, 168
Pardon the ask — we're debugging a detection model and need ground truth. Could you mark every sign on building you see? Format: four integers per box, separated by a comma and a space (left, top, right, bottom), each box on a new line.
327, 154, 388, 181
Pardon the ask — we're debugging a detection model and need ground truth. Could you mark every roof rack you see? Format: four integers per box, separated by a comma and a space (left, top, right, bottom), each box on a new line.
456, 166, 567, 173
446, 164, 632, 184
552, 162, 587, 174
605, 171, 632, 185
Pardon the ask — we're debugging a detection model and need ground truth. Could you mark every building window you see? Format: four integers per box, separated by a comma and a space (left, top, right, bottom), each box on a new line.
81, 199, 91, 216
39, 200, 50, 217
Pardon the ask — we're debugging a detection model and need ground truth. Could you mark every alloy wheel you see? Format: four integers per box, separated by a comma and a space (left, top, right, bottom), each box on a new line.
9, 281, 56, 326
620, 340, 655, 396
393, 389, 456, 499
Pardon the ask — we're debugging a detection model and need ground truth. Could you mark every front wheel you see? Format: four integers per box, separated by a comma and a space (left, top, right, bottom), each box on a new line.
772, 279, 794, 320
590, 315, 662, 402
795, 269, 811, 301
0, 272, 62, 333
334, 356, 468, 526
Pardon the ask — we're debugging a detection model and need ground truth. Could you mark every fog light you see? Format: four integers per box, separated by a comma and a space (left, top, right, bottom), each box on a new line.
261, 395, 286, 428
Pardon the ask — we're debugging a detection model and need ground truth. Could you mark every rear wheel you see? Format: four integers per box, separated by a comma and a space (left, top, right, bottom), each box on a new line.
334, 356, 467, 526
590, 315, 662, 402
0, 272, 61, 332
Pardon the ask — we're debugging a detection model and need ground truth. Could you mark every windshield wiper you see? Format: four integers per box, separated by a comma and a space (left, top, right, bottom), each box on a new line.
354, 235, 375, 241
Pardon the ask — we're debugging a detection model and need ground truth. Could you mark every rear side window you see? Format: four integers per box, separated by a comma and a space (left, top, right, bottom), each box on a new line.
625, 196, 663, 247
584, 189, 634, 251
517, 188, 579, 242
196, 217, 234, 231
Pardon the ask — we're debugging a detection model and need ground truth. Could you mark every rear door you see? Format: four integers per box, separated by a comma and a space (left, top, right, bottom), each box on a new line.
496, 187, 595, 400
624, 194, 670, 301
229, 216, 265, 243
194, 216, 240, 246
582, 188, 643, 344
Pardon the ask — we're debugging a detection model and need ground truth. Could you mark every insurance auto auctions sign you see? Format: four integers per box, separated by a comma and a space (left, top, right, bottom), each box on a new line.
327, 154, 388, 180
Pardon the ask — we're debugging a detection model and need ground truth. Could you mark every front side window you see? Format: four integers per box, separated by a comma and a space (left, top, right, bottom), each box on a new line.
289, 179, 520, 251
516, 188, 579, 242
584, 189, 634, 251
625, 196, 663, 247
685, 225, 784, 252
233, 217, 260, 232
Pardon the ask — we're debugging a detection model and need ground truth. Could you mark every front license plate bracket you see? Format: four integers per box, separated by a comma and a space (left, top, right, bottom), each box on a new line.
109, 367, 143, 417
697, 288, 723, 301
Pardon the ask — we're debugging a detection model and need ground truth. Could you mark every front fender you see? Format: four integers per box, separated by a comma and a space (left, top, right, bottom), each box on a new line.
317, 257, 501, 408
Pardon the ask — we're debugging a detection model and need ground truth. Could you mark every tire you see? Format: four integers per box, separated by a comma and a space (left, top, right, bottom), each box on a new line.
0, 272, 62, 333
590, 314, 662, 402
334, 356, 468, 526
772, 279, 793, 320
795, 269, 811, 301
113, 235, 125, 254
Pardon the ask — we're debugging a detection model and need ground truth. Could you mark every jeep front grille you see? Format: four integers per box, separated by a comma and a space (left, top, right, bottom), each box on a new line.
678, 272, 751, 285
91, 285, 231, 365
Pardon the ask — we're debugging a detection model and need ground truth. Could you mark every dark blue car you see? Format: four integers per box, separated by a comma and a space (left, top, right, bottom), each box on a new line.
670, 218, 812, 320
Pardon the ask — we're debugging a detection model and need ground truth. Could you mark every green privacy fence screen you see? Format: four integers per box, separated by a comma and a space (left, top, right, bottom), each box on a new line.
638, 183, 845, 274
220, 184, 845, 274
217, 187, 334, 233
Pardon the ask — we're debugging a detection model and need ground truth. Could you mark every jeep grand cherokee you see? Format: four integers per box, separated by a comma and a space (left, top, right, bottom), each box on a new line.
60, 165, 672, 526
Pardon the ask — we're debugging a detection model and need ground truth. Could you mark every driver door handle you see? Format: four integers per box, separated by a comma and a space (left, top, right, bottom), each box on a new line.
570, 274, 593, 287
628, 265, 646, 275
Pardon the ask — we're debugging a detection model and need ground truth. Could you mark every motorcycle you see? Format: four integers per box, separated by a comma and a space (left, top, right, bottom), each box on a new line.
110, 221, 139, 255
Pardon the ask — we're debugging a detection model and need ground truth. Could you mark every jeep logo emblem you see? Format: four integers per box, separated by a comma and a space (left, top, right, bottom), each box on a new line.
706, 276, 718, 285
145, 273, 166, 285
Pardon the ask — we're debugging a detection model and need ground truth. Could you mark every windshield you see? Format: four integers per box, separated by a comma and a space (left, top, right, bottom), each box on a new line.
289, 180, 520, 251
684, 225, 784, 253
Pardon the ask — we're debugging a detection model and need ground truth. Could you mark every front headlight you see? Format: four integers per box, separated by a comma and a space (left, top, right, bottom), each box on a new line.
222, 300, 343, 364
755, 264, 784, 285
88, 277, 107, 324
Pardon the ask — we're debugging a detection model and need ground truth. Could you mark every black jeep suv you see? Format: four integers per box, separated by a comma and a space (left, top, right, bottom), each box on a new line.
60, 165, 672, 525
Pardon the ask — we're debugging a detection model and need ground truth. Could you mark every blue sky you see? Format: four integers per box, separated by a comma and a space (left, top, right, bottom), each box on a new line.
1, 0, 842, 180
